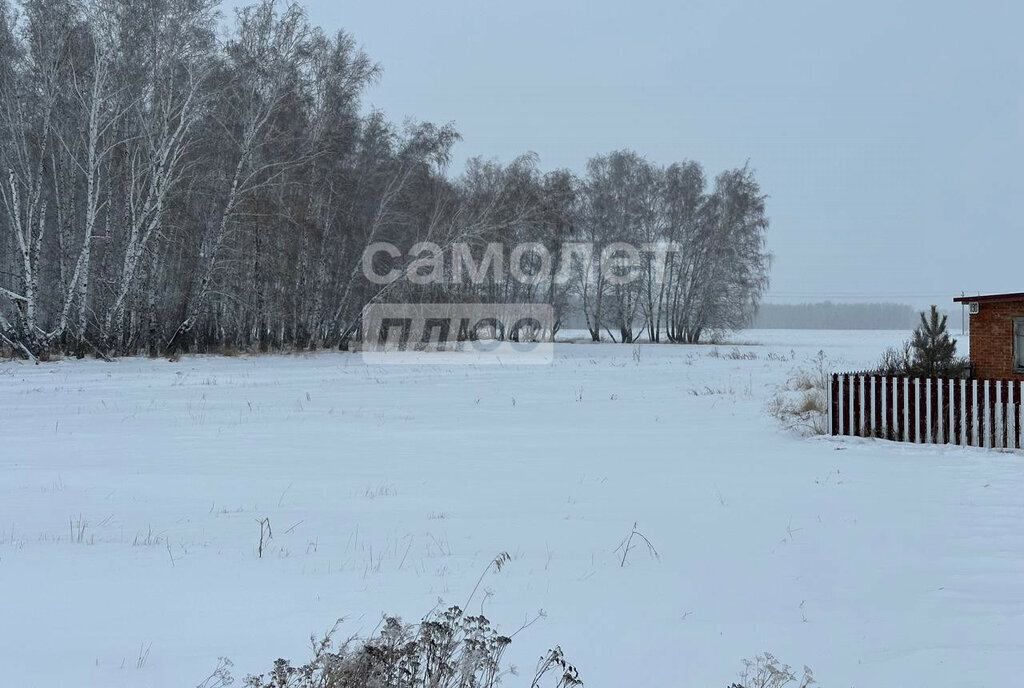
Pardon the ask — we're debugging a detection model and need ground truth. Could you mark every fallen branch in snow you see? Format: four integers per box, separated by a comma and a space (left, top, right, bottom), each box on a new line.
0, 330, 35, 362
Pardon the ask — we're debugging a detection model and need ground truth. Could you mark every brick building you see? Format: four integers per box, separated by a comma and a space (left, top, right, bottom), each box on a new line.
954, 292, 1024, 379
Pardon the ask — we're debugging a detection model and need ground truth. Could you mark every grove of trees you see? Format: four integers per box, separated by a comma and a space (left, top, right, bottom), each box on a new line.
0, 0, 771, 359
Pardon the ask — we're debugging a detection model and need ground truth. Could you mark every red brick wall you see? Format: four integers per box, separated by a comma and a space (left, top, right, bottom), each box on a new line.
967, 299, 1024, 379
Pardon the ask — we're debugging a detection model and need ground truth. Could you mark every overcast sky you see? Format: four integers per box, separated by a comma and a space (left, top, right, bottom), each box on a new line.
282, 0, 1022, 308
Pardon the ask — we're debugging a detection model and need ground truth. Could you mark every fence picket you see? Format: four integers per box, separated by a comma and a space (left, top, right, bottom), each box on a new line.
896, 376, 905, 442
863, 375, 872, 437
952, 379, 963, 446
1011, 378, 1019, 448
966, 379, 975, 447
983, 378, 991, 448
830, 374, 839, 436
876, 372, 884, 438
992, 381, 998, 448
852, 375, 862, 437
844, 374, 852, 436
940, 379, 950, 445
913, 378, 921, 444
928, 378, 938, 444
884, 372, 892, 438
979, 380, 986, 448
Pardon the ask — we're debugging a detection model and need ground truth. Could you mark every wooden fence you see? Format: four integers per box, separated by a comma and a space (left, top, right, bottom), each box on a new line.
830, 373, 1024, 449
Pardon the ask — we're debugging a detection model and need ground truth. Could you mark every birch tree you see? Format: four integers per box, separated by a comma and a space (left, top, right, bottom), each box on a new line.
165, 0, 314, 354
98, 0, 218, 353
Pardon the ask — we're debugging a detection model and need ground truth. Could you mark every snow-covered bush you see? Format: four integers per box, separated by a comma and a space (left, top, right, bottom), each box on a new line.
728, 652, 815, 688
767, 351, 830, 436
210, 606, 582, 688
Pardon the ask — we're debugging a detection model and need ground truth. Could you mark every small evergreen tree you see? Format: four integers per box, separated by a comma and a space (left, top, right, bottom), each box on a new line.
910, 305, 959, 376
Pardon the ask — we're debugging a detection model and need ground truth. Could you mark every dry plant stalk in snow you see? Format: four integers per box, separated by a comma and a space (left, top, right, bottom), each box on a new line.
767, 350, 830, 436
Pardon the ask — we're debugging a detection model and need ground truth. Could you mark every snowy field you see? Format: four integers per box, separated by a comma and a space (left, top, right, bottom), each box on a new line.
2, 329, 1023, 687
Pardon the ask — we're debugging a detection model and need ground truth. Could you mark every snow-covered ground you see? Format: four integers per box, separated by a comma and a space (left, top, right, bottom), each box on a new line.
2, 329, 1022, 687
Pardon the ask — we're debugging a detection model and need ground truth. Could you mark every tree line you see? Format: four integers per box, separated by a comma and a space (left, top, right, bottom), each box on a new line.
0, 0, 771, 359
753, 302, 919, 330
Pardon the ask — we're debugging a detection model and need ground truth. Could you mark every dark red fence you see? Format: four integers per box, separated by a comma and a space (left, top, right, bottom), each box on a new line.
830, 374, 1024, 449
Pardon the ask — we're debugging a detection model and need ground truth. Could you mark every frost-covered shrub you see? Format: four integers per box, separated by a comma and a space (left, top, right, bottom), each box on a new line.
875, 340, 914, 376
768, 350, 830, 436
728, 653, 815, 688
207, 606, 582, 688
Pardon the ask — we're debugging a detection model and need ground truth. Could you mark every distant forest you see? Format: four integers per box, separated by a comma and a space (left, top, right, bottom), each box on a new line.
753, 302, 927, 330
